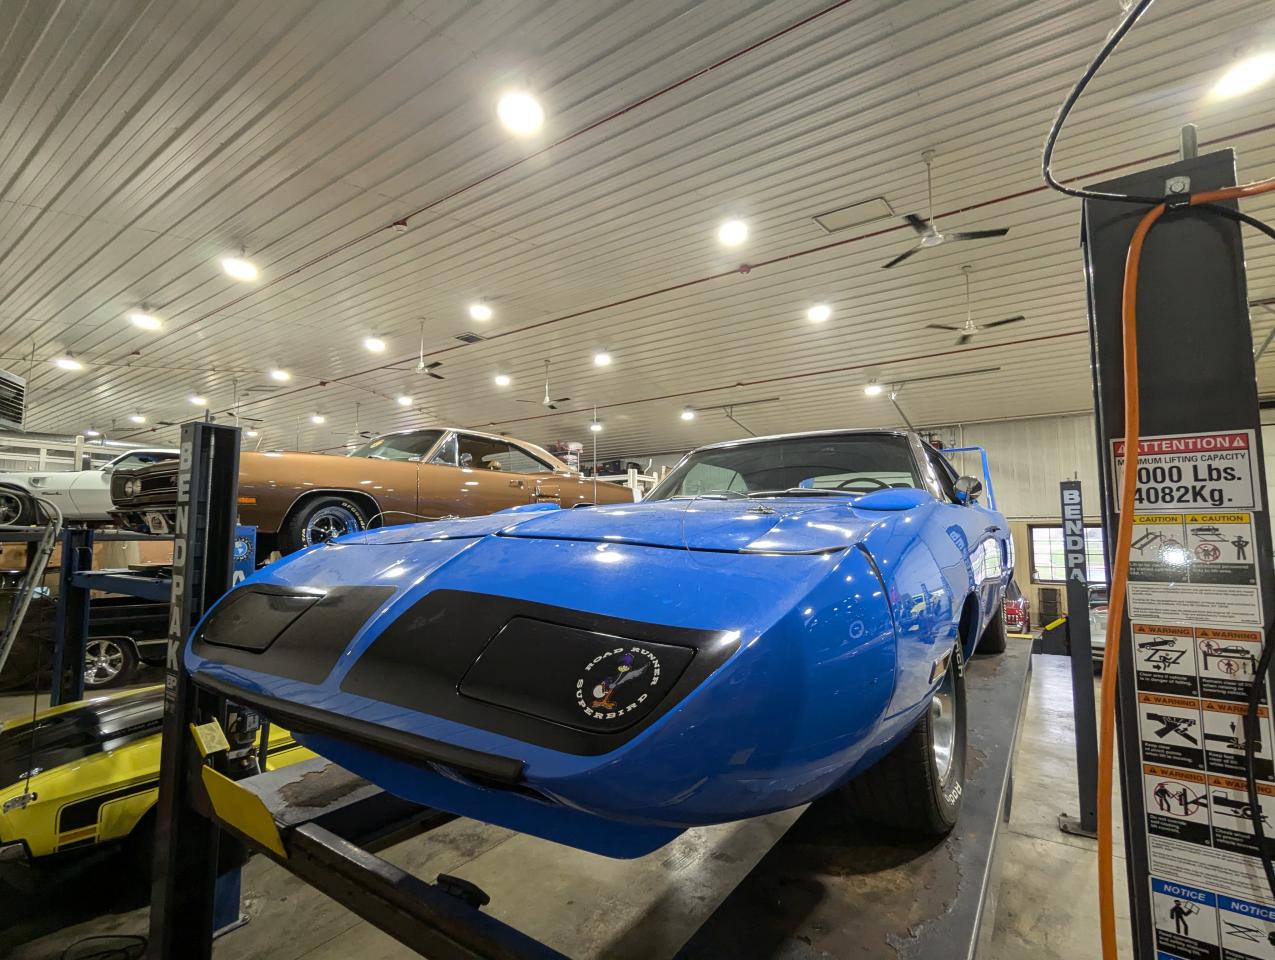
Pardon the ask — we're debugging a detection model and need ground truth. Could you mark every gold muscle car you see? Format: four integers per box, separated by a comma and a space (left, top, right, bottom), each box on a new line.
110, 427, 633, 556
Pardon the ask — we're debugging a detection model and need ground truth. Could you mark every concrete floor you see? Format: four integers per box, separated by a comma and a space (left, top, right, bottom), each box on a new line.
2, 651, 1134, 959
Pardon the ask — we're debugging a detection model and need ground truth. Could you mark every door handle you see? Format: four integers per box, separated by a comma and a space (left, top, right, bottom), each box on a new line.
985, 525, 1002, 534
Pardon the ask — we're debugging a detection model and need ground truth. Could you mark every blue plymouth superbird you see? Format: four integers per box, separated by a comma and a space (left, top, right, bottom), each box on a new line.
187, 430, 1013, 857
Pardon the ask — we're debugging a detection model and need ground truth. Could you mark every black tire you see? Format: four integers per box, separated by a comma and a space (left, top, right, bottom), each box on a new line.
840, 642, 967, 836
279, 495, 367, 554
978, 604, 1008, 654
0, 484, 37, 526
83, 636, 139, 689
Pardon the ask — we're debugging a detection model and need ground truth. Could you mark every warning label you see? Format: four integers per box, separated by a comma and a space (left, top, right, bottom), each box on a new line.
1208, 775, 1275, 861
1126, 513, 1262, 627
1199, 629, 1267, 705
1136, 623, 1199, 696
1140, 692, 1206, 771
1202, 700, 1273, 780
1146, 764, 1211, 845
1113, 430, 1258, 512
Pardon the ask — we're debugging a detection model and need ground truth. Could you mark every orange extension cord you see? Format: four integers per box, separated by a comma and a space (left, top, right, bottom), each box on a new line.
1098, 176, 1275, 959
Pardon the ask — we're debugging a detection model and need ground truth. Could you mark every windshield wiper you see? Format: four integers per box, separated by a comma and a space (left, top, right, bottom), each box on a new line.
746, 488, 857, 498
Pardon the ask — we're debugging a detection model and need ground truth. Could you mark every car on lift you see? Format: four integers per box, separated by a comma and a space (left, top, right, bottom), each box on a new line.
183, 429, 1013, 858
109, 427, 633, 557
0, 448, 177, 525
0, 686, 309, 866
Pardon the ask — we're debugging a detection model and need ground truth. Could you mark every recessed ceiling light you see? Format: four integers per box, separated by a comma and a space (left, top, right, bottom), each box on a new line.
469, 302, 493, 321
220, 256, 258, 281
129, 312, 161, 331
589, 420, 603, 433
396, 395, 413, 407
493, 373, 511, 387
717, 219, 748, 247
680, 407, 696, 421
593, 351, 612, 367
310, 414, 325, 425
1212, 53, 1275, 99
864, 380, 884, 397
54, 353, 83, 371
84, 428, 101, 437
269, 368, 291, 382
245, 429, 260, 438
807, 304, 832, 323
129, 413, 146, 424
497, 91, 544, 135
363, 336, 386, 353
189, 395, 207, 406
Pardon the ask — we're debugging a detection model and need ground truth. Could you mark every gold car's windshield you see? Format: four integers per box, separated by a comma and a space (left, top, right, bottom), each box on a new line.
347, 430, 445, 461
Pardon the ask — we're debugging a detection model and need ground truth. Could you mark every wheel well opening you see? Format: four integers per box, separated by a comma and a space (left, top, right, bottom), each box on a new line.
957, 594, 981, 657
284, 490, 382, 529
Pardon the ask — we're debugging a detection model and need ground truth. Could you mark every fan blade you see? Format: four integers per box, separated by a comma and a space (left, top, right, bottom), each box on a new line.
926, 323, 962, 331
552, 397, 570, 403
882, 244, 923, 269
982, 315, 1026, 328
947, 228, 1010, 241
424, 361, 443, 370
547, 404, 558, 410
956, 332, 974, 346
427, 372, 445, 380
903, 213, 930, 235
515, 399, 540, 404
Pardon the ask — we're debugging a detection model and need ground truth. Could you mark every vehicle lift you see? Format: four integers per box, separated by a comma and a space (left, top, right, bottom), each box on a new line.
140, 420, 1034, 959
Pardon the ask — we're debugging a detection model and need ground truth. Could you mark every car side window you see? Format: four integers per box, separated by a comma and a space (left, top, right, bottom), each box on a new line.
113, 452, 167, 469
924, 447, 960, 502
429, 434, 458, 467
500, 444, 555, 474
456, 435, 512, 471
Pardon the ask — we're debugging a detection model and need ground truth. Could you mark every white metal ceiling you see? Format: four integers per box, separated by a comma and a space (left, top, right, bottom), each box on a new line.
3, 0, 1275, 460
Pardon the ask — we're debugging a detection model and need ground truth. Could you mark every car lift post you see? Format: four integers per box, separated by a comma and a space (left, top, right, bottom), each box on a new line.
49, 527, 92, 706
1082, 148, 1275, 957
1057, 480, 1099, 839
148, 421, 243, 959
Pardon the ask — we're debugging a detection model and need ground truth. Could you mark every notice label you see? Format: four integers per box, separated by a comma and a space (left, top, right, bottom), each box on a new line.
1113, 430, 1257, 512
1219, 894, 1275, 960
1152, 876, 1222, 960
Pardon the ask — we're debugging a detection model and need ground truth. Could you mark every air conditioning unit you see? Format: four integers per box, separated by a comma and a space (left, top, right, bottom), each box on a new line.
0, 369, 27, 431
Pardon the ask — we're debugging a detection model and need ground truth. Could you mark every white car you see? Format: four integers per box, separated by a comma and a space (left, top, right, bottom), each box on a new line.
0, 448, 178, 524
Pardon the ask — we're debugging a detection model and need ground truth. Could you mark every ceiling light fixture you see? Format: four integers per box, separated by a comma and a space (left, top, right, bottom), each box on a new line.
129, 312, 161, 331
589, 420, 603, 433
680, 407, 696, 421
54, 353, 83, 371
84, 428, 101, 437
717, 219, 748, 247
593, 350, 612, 367
1212, 52, 1275, 99
128, 413, 146, 424
220, 256, 258, 282
310, 414, 326, 425
363, 336, 386, 353
496, 91, 544, 135
864, 379, 884, 397
269, 368, 291, 382
189, 395, 208, 406
245, 429, 260, 438
807, 304, 832, 323
493, 373, 511, 387
468, 302, 493, 321
396, 395, 413, 407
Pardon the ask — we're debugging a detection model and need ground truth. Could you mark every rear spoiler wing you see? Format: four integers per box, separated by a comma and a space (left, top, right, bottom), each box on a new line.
939, 445, 997, 511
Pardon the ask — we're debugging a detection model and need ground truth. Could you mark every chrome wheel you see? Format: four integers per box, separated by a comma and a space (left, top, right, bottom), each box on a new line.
0, 491, 24, 525
85, 639, 126, 686
930, 651, 959, 782
304, 503, 362, 545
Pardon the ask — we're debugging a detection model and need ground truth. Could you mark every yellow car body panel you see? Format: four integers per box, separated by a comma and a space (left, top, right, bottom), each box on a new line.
0, 685, 311, 860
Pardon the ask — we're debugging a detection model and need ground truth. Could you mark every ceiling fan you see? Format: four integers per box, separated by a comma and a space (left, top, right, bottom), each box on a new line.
415, 322, 445, 379
517, 360, 570, 410
882, 150, 1010, 269
926, 265, 1025, 345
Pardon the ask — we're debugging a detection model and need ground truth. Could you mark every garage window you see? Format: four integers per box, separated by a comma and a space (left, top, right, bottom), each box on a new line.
1029, 525, 1107, 584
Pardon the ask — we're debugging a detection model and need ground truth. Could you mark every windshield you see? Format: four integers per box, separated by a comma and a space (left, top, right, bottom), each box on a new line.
348, 430, 444, 461
648, 433, 923, 500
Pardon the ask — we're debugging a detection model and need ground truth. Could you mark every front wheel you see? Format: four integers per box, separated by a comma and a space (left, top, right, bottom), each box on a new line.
0, 485, 37, 526
280, 496, 367, 554
84, 637, 139, 689
979, 604, 1008, 654
839, 642, 967, 836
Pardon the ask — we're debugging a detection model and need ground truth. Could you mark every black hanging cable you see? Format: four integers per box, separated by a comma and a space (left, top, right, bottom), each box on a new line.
1041, 0, 1163, 205
1243, 623, 1275, 901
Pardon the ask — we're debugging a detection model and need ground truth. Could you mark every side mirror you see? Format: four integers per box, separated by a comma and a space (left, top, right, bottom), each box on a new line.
101, 464, 115, 475
458, 452, 473, 468
953, 476, 983, 505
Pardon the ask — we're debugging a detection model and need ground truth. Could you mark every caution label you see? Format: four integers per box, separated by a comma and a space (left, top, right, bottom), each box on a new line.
1113, 430, 1258, 512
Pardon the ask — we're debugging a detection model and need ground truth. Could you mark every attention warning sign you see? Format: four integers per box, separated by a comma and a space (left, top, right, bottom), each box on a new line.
1113, 430, 1258, 512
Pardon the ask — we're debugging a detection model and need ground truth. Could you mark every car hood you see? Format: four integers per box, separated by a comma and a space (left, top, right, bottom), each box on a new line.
340, 496, 906, 554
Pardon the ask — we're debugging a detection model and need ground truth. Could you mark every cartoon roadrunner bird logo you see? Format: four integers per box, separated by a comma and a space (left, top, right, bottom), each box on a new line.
576, 647, 662, 721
